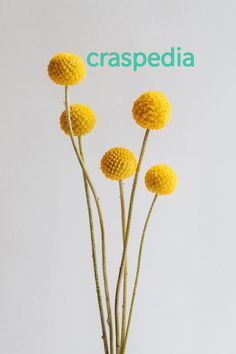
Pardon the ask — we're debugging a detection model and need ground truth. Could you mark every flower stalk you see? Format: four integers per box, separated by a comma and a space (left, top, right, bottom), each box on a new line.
115, 129, 150, 353
78, 136, 109, 354
64, 86, 114, 354
120, 194, 158, 354
119, 180, 128, 346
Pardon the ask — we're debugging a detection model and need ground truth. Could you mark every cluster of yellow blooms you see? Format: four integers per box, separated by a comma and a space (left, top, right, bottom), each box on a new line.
101, 147, 137, 181
48, 52, 86, 85
48, 52, 177, 196
145, 164, 177, 195
132, 91, 171, 130
60, 104, 96, 136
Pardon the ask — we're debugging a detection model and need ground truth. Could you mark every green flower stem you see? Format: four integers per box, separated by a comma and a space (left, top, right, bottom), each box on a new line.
119, 180, 128, 347
78, 136, 109, 354
115, 129, 150, 354
64, 86, 114, 354
120, 194, 158, 354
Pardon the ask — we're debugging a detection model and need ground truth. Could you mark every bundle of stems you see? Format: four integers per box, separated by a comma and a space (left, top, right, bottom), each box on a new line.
64, 86, 158, 354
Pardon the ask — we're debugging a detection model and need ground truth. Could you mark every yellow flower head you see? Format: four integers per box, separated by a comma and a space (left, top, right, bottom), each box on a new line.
48, 52, 86, 85
145, 164, 177, 195
132, 91, 171, 130
60, 104, 96, 136
101, 147, 137, 181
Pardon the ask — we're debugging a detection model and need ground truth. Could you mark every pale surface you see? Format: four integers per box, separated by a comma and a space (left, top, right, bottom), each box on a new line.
0, 0, 236, 353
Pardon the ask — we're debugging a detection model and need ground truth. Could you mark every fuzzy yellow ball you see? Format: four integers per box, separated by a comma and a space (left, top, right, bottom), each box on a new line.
145, 164, 177, 195
48, 52, 86, 86
101, 147, 137, 181
60, 104, 96, 136
132, 91, 171, 130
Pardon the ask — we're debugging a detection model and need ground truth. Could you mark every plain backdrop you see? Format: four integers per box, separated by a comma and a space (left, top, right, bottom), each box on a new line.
0, 0, 236, 353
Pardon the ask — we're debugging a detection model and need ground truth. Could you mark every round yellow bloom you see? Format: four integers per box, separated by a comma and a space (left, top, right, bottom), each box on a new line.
145, 164, 177, 195
60, 104, 96, 136
101, 147, 137, 181
48, 52, 86, 85
132, 91, 171, 130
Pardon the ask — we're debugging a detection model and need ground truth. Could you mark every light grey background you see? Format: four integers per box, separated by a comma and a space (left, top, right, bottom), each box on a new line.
0, 0, 236, 353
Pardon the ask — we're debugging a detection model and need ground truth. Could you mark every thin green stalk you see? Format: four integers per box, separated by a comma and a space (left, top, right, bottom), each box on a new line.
119, 180, 128, 347
78, 137, 109, 354
120, 194, 158, 354
64, 86, 114, 354
115, 129, 150, 353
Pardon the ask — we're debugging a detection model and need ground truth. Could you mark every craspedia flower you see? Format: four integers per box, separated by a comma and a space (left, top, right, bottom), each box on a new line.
101, 147, 137, 181
48, 52, 86, 85
60, 104, 96, 136
145, 164, 177, 195
132, 91, 171, 130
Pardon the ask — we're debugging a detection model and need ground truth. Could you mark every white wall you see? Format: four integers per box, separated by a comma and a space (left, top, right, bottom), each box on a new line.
0, 0, 236, 353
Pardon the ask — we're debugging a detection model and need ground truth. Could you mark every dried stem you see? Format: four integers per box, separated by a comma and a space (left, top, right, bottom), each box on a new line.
64, 86, 114, 354
119, 180, 128, 347
78, 136, 109, 354
120, 194, 158, 354
115, 129, 150, 353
